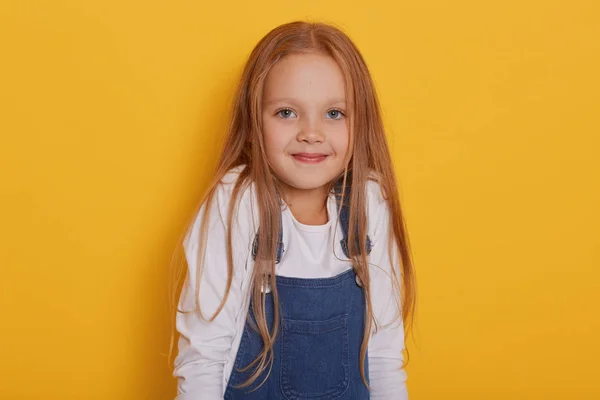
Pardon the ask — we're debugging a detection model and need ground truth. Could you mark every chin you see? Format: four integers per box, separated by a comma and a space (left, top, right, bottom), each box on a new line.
290, 181, 328, 191
286, 174, 338, 191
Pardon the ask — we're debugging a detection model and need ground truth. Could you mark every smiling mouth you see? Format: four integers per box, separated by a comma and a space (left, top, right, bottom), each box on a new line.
291, 153, 328, 164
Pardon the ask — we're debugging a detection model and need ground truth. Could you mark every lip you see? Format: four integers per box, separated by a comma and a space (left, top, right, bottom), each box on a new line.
291, 153, 328, 164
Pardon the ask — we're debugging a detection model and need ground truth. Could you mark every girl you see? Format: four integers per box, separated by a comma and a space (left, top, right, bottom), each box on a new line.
170, 21, 416, 400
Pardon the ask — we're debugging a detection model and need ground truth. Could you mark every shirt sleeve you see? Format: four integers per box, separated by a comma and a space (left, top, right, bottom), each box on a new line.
173, 174, 256, 400
366, 180, 409, 400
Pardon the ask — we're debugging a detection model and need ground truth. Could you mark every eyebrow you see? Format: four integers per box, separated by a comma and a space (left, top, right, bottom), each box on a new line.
263, 98, 347, 106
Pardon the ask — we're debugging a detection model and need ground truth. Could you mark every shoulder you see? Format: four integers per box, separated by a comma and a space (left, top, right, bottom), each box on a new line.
217, 164, 250, 196
365, 170, 391, 235
214, 164, 257, 211
365, 170, 388, 209
220, 164, 246, 184
184, 164, 257, 248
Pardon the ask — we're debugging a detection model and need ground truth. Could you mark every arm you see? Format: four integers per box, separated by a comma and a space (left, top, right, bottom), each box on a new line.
173, 176, 255, 400
367, 180, 409, 400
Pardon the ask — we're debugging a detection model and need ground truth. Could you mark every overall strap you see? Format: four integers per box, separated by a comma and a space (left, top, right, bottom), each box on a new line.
251, 216, 284, 264
333, 173, 373, 258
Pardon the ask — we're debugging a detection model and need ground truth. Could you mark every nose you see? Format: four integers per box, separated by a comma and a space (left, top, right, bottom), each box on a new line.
296, 117, 325, 144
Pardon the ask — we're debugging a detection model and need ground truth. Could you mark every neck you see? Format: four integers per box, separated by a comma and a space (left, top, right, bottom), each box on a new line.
281, 184, 329, 225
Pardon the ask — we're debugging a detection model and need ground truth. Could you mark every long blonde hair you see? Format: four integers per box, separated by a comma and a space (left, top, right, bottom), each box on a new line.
168, 20, 416, 389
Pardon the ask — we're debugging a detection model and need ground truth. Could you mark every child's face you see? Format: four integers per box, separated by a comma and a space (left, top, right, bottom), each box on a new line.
262, 52, 349, 195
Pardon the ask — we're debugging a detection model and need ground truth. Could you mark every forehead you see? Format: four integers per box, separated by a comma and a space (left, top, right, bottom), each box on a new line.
262, 53, 346, 104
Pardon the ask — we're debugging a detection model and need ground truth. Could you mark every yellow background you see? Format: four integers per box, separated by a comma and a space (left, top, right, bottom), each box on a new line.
1, 0, 599, 399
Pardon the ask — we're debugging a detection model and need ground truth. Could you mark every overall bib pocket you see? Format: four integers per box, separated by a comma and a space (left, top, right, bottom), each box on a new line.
280, 314, 350, 400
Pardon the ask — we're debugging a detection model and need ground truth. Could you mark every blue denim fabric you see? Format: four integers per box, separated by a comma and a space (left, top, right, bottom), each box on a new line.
332, 174, 373, 258
226, 175, 371, 399
223, 269, 369, 399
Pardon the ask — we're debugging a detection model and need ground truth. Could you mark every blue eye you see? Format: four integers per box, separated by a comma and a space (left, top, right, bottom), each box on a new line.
326, 109, 345, 120
277, 108, 296, 118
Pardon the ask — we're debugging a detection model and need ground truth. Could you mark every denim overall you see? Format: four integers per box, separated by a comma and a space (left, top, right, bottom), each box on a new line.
224, 176, 373, 400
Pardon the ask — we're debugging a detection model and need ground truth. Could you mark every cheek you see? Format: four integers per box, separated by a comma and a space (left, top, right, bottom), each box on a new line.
261, 115, 277, 149
331, 125, 350, 156
263, 118, 294, 152
262, 124, 286, 158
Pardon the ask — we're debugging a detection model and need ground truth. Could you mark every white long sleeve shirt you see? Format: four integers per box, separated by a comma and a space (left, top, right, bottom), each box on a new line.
174, 165, 408, 399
